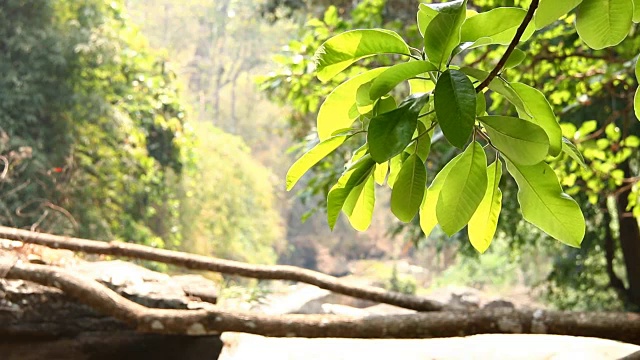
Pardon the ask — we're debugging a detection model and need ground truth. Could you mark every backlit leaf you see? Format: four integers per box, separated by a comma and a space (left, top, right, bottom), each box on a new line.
461, 7, 535, 45
314, 29, 410, 82
436, 141, 488, 236
511, 83, 562, 156
343, 176, 376, 231
576, 0, 633, 50
479, 116, 549, 165
468, 159, 503, 253
535, 0, 583, 29
424, 0, 467, 69
391, 154, 427, 222
317, 68, 387, 140
369, 61, 438, 100
286, 135, 348, 190
561, 137, 587, 168
506, 160, 585, 247
419, 153, 463, 236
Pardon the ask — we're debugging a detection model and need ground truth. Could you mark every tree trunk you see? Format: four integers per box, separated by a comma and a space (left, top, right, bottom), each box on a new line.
617, 164, 640, 309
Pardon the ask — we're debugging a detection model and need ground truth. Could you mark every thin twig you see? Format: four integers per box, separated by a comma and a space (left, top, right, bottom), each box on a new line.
475, 0, 539, 93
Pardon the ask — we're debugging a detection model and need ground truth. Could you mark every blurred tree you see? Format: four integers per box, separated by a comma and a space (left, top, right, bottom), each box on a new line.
179, 122, 284, 264
0, 0, 193, 247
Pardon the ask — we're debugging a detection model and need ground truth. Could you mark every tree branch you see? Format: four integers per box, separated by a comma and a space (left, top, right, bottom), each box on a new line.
3, 261, 640, 343
475, 0, 539, 93
0, 226, 446, 312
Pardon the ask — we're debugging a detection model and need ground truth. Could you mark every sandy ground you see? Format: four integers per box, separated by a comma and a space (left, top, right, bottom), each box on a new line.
218, 333, 640, 360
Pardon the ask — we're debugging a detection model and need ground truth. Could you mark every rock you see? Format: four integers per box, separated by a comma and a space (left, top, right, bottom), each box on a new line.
0, 260, 222, 360
320, 303, 370, 317
483, 299, 516, 310
172, 274, 219, 304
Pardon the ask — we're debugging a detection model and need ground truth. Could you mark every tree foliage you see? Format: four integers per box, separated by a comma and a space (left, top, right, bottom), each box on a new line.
263, 0, 640, 309
180, 122, 284, 264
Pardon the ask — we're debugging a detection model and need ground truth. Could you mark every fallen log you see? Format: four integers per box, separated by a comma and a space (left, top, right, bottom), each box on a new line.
2, 260, 640, 344
0, 226, 446, 312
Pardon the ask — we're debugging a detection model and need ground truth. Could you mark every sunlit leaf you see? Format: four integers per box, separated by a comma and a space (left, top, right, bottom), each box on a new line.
468, 159, 503, 253
511, 83, 562, 156
391, 154, 427, 222
419, 152, 463, 236
576, 0, 633, 50
461, 7, 535, 45
504, 49, 526, 69
506, 160, 585, 247
286, 135, 348, 190
424, 0, 467, 69
561, 137, 587, 168
327, 155, 376, 229
374, 161, 389, 185
387, 154, 404, 188
479, 116, 549, 165
535, 0, 583, 28
317, 68, 387, 140
343, 176, 376, 231
436, 141, 488, 236
314, 29, 410, 82
369, 61, 438, 100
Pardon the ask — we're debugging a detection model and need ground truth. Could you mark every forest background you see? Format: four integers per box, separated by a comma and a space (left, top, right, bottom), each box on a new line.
1, 0, 639, 312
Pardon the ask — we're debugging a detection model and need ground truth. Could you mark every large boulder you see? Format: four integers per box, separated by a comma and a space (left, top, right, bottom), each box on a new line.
0, 260, 222, 360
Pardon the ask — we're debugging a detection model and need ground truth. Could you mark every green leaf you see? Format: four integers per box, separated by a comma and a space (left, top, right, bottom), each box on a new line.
374, 161, 389, 185
314, 29, 410, 82
634, 0, 640, 22
576, 0, 633, 50
327, 155, 376, 229
343, 176, 376, 231
327, 187, 351, 230
561, 137, 587, 168
424, 0, 467, 69
317, 68, 387, 140
419, 152, 464, 236
418, 4, 439, 37
387, 154, 403, 188
286, 135, 348, 190
511, 83, 562, 156
476, 92, 486, 116
506, 160, 585, 247
504, 49, 526, 69
368, 93, 429, 163
535, 0, 583, 29
369, 61, 438, 100
479, 116, 550, 165
636, 57, 640, 121
374, 96, 397, 115
391, 154, 427, 222
408, 127, 432, 162
434, 69, 476, 148
468, 159, 503, 253
635, 87, 640, 121
461, 67, 529, 114
461, 7, 535, 45
436, 141, 488, 236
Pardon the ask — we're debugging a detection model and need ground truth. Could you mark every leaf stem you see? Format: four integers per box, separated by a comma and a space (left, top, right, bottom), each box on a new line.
474, 0, 539, 93
418, 109, 436, 119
